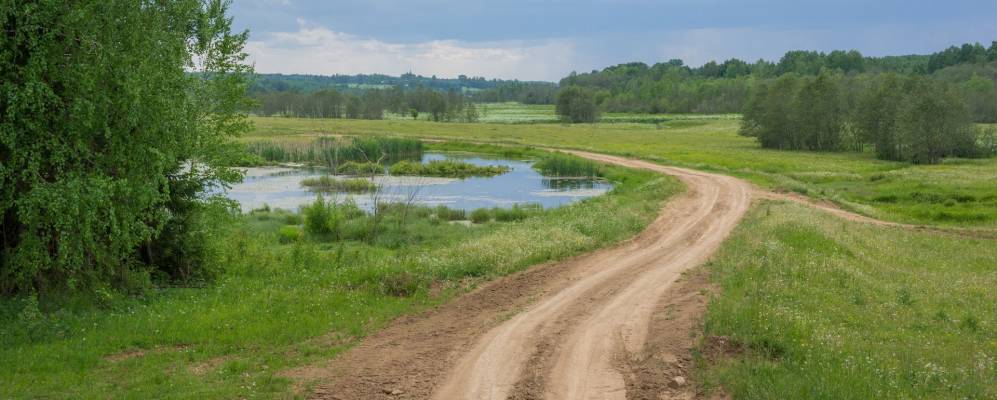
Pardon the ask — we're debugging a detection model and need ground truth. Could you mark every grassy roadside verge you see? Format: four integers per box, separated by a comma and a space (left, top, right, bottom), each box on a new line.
246, 117, 997, 227
0, 147, 680, 398
698, 201, 996, 399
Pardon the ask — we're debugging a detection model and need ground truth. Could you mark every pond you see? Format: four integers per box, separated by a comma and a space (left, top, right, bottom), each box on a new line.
224, 152, 613, 213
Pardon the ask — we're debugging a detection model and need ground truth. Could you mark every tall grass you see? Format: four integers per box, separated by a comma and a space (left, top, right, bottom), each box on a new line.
533, 153, 603, 177
388, 159, 511, 178
698, 201, 997, 399
299, 176, 377, 193
246, 137, 422, 167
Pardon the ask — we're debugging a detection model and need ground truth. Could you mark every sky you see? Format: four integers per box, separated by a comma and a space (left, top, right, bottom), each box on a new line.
230, 0, 997, 82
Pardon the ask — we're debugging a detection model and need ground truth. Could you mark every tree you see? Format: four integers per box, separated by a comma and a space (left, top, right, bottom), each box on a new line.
856, 74, 905, 160
1, 0, 251, 294
895, 78, 975, 163
555, 86, 600, 123
792, 71, 845, 151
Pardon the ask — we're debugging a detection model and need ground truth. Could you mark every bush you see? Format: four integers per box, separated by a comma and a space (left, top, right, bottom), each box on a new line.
277, 225, 303, 244
470, 209, 491, 224
555, 86, 600, 123
302, 196, 333, 236
434, 206, 467, 221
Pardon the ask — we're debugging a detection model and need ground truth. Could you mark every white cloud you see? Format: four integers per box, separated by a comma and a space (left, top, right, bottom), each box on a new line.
245, 20, 577, 81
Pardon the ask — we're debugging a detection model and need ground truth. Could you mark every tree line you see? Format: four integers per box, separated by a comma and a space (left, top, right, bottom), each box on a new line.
555, 42, 997, 121
254, 87, 481, 122
740, 72, 990, 164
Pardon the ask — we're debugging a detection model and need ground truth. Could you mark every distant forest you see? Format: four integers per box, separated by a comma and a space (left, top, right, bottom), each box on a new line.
560, 42, 997, 120
250, 42, 997, 124
249, 73, 556, 119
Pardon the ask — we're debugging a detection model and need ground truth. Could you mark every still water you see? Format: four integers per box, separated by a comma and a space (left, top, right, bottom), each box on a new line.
224, 152, 612, 213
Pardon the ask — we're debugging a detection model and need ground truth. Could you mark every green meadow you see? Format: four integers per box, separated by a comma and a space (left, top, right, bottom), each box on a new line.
700, 201, 996, 399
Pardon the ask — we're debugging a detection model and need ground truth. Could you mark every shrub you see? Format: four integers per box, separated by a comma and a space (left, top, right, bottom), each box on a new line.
470, 208, 492, 224
302, 196, 333, 236
434, 206, 467, 221
555, 86, 600, 123
277, 226, 303, 244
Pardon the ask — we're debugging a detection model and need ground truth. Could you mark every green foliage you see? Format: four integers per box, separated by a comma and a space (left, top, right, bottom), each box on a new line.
558, 43, 997, 120
533, 153, 603, 177
276, 225, 303, 244
300, 176, 377, 193
555, 86, 600, 123
434, 206, 467, 221
744, 72, 978, 163
256, 85, 484, 122
700, 202, 997, 399
388, 160, 511, 178
336, 162, 385, 175
469, 209, 491, 224
0, 0, 251, 295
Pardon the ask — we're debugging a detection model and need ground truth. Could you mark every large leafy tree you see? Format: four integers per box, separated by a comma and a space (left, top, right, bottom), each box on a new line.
0, 0, 252, 294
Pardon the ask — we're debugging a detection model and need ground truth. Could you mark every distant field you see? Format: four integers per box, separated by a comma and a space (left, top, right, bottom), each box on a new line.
386, 102, 738, 124
249, 116, 997, 227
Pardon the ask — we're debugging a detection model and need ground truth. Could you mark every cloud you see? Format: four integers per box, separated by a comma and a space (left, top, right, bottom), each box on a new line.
245, 20, 578, 81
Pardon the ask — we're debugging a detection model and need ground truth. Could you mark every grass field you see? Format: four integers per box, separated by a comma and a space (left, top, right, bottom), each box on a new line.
0, 149, 679, 398
700, 201, 996, 399
247, 115, 997, 227
386, 102, 734, 124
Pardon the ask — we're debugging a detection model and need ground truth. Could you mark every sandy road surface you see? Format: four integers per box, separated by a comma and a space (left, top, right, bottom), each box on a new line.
305, 151, 751, 399
431, 152, 751, 400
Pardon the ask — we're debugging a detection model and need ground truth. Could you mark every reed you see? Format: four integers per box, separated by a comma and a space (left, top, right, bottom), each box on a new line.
246, 136, 423, 167
300, 176, 378, 193
388, 160, 510, 178
532, 153, 602, 177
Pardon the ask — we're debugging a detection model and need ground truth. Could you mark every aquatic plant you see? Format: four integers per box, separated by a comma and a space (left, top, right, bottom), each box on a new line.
246, 136, 422, 167
336, 161, 385, 175
532, 153, 602, 177
388, 159, 510, 178
300, 176, 378, 193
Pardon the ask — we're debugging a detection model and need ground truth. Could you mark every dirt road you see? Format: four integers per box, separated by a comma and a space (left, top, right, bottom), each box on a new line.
304, 151, 751, 399
432, 151, 751, 400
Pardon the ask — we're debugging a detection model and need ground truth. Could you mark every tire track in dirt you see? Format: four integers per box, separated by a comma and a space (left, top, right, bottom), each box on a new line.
429, 152, 750, 400
304, 151, 751, 400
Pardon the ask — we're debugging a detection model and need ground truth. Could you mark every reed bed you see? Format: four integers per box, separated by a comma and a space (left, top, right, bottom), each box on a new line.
532, 153, 603, 177
246, 137, 423, 167
388, 160, 510, 178
299, 176, 378, 193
